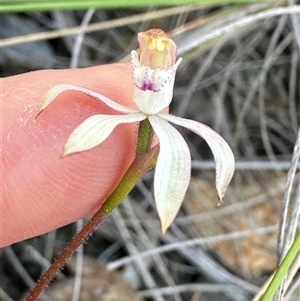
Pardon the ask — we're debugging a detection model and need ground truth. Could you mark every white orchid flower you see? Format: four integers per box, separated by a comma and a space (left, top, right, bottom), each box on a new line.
39, 29, 235, 233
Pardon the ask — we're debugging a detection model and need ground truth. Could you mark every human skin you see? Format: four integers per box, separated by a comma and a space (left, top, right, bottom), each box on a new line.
1, 64, 138, 247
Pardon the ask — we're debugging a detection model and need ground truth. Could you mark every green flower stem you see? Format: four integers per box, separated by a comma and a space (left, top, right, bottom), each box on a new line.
102, 144, 158, 213
136, 118, 154, 157
260, 233, 300, 301
25, 121, 157, 300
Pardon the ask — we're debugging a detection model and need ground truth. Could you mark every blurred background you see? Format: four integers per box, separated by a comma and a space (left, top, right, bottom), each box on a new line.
1, 1, 299, 300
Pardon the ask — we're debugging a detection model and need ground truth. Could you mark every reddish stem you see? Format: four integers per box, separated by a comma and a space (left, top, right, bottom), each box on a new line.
24, 208, 107, 300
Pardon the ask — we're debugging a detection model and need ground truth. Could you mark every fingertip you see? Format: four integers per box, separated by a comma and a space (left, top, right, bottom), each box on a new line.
2, 64, 137, 246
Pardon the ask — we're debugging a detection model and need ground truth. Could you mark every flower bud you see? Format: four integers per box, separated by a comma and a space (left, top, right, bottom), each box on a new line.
138, 29, 176, 70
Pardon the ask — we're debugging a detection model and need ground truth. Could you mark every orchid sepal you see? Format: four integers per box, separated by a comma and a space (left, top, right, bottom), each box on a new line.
160, 113, 235, 203
38, 84, 139, 116
148, 115, 191, 233
63, 113, 146, 156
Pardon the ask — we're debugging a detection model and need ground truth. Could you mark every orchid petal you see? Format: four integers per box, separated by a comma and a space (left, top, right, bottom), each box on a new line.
148, 115, 191, 233
132, 51, 182, 115
161, 114, 235, 202
39, 84, 139, 115
63, 113, 146, 156
133, 65, 174, 92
